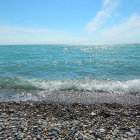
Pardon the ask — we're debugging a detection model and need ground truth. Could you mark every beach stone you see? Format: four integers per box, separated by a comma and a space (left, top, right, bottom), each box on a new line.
51, 117, 57, 121
131, 128, 136, 134
26, 135, 32, 139
113, 129, 120, 135
110, 138, 119, 140
0, 132, 4, 135
92, 132, 103, 139
37, 127, 42, 131
123, 134, 128, 138
19, 133, 25, 138
0, 126, 3, 130
91, 112, 96, 116
0, 119, 4, 122
30, 103, 33, 106
33, 126, 39, 130
0, 137, 5, 140
125, 131, 136, 136
36, 134, 41, 139
48, 128, 59, 136
99, 128, 105, 132
8, 110, 15, 114
37, 120, 43, 125
9, 125, 16, 129
8, 137, 13, 140
99, 111, 111, 118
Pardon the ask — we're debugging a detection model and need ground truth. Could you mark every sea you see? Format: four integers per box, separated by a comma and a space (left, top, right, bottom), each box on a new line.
0, 44, 140, 104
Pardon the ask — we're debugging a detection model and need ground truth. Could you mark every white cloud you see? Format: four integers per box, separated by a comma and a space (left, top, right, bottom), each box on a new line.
85, 9, 109, 33
1, 12, 140, 45
85, 13, 140, 44
98, 13, 140, 43
0, 26, 64, 44
85, 0, 117, 33
0, 26, 89, 45
85, 0, 140, 44
0, 26, 57, 34
103, 0, 110, 6
102, 13, 140, 34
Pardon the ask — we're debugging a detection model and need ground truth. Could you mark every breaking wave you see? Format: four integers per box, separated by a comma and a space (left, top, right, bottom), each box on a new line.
0, 77, 140, 94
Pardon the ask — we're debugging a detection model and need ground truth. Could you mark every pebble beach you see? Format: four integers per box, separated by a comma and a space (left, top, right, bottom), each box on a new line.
1, 0, 140, 138
0, 101, 140, 140
0, 44, 140, 139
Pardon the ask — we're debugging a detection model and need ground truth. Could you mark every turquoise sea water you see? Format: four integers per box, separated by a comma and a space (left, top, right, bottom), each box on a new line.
0, 44, 140, 102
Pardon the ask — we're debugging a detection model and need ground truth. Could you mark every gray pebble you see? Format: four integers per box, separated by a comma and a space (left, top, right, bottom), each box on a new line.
114, 129, 120, 135
125, 132, 136, 136
131, 128, 136, 134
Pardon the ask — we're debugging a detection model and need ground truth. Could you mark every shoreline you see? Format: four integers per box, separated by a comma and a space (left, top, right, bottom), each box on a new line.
1, 90, 140, 104
0, 101, 140, 139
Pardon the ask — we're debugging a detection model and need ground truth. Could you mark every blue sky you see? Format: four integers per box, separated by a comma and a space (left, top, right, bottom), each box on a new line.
0, 0, 140, 44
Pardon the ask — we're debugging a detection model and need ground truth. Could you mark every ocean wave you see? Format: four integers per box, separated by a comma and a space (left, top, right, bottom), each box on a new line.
0, 77, 140, 94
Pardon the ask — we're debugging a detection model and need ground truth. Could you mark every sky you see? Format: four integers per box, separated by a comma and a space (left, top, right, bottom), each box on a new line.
0, 0, 140, 44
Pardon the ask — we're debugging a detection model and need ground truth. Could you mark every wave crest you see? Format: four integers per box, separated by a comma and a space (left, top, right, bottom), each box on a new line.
0, 77, 140, 93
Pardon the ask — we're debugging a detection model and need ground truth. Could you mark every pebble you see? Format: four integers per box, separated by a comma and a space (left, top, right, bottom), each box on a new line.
125, 132, 136, 136
0, 102, 139, 139
123, 134, 128, 138
99, 128, 106, 132
113, 129, 120, 135
91, 112, 96, 116
131, 128, 136, 134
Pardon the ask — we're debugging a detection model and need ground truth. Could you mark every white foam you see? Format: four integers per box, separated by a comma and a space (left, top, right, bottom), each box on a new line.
27, 78, 140, 93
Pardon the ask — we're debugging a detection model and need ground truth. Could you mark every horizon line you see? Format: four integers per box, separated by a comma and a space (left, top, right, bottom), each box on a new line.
0, 42, 140, 46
